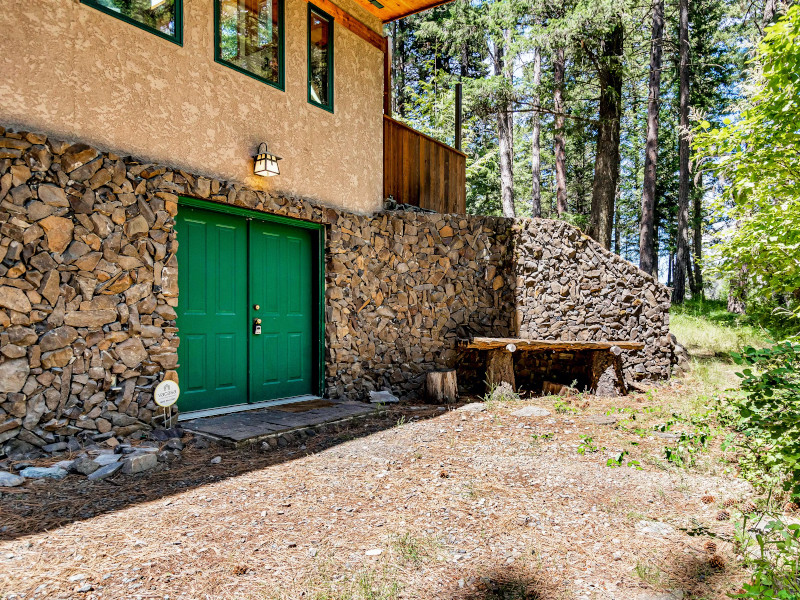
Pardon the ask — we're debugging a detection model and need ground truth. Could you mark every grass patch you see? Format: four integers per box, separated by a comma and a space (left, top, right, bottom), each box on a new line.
671, 299, 772, 357
391, 532, 438, 564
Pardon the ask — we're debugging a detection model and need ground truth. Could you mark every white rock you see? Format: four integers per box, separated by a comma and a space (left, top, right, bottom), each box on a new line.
512, 406, 551, 417
369, 390, 399, 404
457, 402, 486, 412
0, 471, 25, 487
365, 549, 383, 556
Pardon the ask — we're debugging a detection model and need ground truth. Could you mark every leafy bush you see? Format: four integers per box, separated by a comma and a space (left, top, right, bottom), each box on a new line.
732, 514, 800, 600
731, 341, 800, 496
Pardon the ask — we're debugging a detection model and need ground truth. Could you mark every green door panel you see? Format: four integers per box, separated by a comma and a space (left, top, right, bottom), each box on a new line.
176, 206, 248, 412
176, 201, 317, 413
249, 219, 314, 401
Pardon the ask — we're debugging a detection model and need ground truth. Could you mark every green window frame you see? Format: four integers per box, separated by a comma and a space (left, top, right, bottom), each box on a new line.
215, 0, 286, 91
80, 0, 183, 45
307, 4, 334, 112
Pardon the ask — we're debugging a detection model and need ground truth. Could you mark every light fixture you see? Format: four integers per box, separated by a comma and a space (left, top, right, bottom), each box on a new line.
254, 142, 282, 177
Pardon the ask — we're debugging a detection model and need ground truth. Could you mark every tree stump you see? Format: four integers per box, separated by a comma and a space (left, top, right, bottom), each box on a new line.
486, 349, 515, 391
425, 370, 458, 404
589, 348, 627, 396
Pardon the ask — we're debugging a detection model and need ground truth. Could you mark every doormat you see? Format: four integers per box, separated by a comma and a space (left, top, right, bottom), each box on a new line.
273, 399, 336, 413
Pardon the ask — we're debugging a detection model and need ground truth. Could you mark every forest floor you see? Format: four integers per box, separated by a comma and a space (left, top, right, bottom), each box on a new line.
0, 305, 777, 600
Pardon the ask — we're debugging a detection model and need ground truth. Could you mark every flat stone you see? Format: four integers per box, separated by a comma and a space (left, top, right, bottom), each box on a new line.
0, 471, 25, 487
116, 337, 147, 368
70, 456, 100, 475
41, 347, 73, 369
122, 452, 157, 474
42, 442, 68, 453
38, 215, 74, 254
19, 466, 68, 480
40, 326, 79, 352
0, 286, 31, 313
457, 403, 487, 413
125, 215, 149, 238
0, 358, 29, 393
369, 390, 399, 404
87, 461, 123, 481
61, 143, 99, 173
586, 414, 619, 425
64, 310, 117, 328
635, 520, 675, 539
37, 184, 69, 207
511, 405, 551, 417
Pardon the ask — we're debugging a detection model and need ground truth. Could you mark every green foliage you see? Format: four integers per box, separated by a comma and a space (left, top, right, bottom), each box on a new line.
553, 398, 578, 414
694, 7, 800, 317
730, 341, 800, 496
606, 449, 641, 469
732, 511, 800, 600
577, 434, 601, 454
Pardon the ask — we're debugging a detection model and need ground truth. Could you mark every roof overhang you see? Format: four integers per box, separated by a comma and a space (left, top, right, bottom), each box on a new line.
353, 0, 457, 23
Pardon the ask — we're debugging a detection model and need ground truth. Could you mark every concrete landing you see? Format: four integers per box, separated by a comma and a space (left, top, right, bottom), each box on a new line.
182, 399, 379, 447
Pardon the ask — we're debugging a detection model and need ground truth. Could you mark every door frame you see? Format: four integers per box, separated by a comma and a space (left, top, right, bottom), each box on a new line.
175, 196, 326, 416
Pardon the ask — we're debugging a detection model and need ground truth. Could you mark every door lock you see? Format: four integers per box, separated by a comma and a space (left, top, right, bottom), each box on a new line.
253, 318, 262, 335
253, 304, 260, 310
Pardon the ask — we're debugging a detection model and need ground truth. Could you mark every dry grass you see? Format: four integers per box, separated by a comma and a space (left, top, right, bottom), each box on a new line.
0, 374, 759, 600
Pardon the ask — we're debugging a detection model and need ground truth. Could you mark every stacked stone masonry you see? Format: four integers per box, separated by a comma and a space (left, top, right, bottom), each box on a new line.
0, 126, 673, 453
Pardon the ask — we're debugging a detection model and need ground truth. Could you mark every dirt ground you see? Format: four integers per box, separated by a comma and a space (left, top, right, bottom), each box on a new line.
0, 377, 757, 600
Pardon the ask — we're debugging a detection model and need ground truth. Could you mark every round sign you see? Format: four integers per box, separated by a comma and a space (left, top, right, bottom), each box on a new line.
154, 380, 180, 408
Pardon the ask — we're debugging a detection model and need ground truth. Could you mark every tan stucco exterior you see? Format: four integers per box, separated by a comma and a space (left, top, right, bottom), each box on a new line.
0, 0, 385, 214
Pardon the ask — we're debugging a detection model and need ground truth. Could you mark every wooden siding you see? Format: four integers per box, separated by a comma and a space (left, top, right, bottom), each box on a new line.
383, 116, 466, 215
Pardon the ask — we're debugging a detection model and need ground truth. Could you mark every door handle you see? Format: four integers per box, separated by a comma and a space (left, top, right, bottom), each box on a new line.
253, 318, 262, 335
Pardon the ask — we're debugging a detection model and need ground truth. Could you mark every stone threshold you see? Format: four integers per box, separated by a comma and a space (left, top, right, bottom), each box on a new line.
181, 399, 383, 448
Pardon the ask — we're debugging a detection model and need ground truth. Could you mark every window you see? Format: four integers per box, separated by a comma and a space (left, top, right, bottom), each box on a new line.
81, 0, 182, 45
216, 0, 285, 90
308, 5, 334, 111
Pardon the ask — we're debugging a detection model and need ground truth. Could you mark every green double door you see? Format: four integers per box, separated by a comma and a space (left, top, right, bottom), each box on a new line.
176, 204, 317, 413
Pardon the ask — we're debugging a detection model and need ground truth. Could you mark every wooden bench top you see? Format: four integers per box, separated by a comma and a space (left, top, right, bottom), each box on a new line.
458, 337, 645, 351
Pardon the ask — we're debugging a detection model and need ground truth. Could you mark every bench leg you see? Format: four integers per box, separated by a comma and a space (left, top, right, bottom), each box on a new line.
589, 351, 627, 396
486, 349, 515, 392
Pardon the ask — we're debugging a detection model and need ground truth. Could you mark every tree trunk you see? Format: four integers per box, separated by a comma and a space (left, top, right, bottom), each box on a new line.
425, 370, 458, 404
486, 349, 515, 391
531, 47, 542, 218
728, 265, 747, 313
691, 186, 704, 296
589, 19, 624, 250
667, 251, 674, 287
494, 35, 515, 218
614, 201, 621, 255
673, 0, 691, 304
553, 46, 567, 215
640, 0, 664, 277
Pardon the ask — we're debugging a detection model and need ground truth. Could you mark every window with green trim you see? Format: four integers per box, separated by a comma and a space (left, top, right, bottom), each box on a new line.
81, 0, 182, 45
216, 0, 285, 90
308, 5, 334, 111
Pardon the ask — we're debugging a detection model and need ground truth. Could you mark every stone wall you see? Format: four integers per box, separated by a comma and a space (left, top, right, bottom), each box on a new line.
0, 125, 673, 456
513, 219, 672, 381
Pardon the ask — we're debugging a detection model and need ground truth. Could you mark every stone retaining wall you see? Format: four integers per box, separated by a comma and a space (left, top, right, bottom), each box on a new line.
0, 125, 672, 456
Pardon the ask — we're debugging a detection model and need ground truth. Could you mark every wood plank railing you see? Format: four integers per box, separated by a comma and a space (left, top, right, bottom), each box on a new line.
383, 116, 466, 214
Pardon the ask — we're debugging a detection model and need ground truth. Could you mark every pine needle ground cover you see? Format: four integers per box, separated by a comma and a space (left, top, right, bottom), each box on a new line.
0, 361, 772, 599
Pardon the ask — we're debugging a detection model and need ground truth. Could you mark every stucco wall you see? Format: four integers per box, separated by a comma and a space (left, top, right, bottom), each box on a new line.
0, 0, 384, 214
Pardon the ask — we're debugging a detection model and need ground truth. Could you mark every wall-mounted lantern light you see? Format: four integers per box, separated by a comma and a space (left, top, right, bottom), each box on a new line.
254, 142, 282, 177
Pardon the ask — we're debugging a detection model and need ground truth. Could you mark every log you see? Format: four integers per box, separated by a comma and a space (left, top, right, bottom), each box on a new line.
425, 370, 458, 404
459, 337, 644, 351
486, 349, 515, 391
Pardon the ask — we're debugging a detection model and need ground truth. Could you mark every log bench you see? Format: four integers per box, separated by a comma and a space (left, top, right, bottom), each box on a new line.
457, 337, 645, 396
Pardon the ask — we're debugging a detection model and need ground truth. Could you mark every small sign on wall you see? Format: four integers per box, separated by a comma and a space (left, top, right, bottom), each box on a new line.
154, 380, 180, 408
